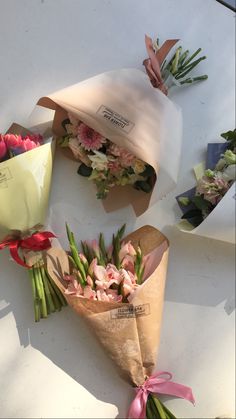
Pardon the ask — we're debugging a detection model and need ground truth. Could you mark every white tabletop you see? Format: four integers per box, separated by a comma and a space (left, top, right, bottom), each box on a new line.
0, 0, 235, 418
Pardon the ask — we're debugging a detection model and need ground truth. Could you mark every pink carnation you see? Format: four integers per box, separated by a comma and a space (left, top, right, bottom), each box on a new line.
77, 123, 106, 151
108, 143, 135, 167
196, 175, 230, 205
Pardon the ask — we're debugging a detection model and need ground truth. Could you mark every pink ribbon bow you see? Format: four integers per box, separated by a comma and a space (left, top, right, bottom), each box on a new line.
127, 371, 195, 419
143, 34, 179, 95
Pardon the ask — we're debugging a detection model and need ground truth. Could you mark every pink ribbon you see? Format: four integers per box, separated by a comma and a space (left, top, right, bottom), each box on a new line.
127, 371, 195, 419
143, 35, 179, 95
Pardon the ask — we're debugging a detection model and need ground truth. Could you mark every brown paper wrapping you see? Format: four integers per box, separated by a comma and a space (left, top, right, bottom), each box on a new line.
46, 225, 169, 386
37, 69, 182, 216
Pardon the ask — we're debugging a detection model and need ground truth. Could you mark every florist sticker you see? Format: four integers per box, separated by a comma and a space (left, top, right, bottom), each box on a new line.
96, 105, 135, 133
111, 304, 150, 319
0, 167, 12, 188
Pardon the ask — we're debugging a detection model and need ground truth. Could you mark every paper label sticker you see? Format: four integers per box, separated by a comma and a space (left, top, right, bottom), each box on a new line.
111, 304, 150, 319
97, 105, 134, 133
0, 167, 12, 188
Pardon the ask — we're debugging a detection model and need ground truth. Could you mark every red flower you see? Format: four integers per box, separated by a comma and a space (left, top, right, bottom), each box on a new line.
0, 135, 7, 161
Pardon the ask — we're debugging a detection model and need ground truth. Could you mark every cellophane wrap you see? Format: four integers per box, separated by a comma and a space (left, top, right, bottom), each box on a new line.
38, 68, 182, 216
46, 225, 169, 386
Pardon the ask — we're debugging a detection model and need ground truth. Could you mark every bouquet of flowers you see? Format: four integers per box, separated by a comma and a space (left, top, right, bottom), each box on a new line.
0, 123, 67, 321
176, 129, 236, 243
60, 114, 155, 199
36, 35, 207, 215
46, 224, 195, 418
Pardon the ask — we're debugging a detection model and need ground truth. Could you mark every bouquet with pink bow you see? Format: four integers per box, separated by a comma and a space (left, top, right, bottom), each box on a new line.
0, 123, 67, 322
46, 224, 194, 418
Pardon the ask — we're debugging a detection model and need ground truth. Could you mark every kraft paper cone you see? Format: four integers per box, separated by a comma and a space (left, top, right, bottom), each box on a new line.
37, 68, 182, 216
46, 225, 169, 386
0, 124, 55, 241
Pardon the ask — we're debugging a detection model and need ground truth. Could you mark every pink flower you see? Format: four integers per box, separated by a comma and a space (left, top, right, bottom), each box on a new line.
196, 175, 230, 205
107, 158, 123, 175
83, 285, 97, 300
77, 123, 106, 151
108, 143, 135, 167
64, 277, 83, 296
106, 289, 123, 303
120, 269, 138, 298
0, 135, 7, 161
96, 289, 110, 302
121, 255, 135, 273
3, 133, 41, 155
86, 275, 94, 287
119, 241, 136, 262
88, 258, 97, 276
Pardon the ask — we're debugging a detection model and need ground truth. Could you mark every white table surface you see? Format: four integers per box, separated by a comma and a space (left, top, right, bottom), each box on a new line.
0, 0, 235, 418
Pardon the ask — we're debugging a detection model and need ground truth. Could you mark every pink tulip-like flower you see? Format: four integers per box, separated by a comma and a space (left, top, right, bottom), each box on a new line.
77, 122, 106, 151
119, 241, 136, 262
3, 133, 42, 156
0, 136, 7, 160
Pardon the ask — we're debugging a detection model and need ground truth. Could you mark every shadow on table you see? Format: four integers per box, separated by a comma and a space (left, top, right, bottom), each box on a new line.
162, 225, 235, 314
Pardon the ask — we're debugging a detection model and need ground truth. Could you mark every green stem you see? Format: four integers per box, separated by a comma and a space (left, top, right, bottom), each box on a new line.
40, 264, 56, 313
180, 74, 208, 84
180, 47, 202, 68
28, 268, 40, 322
175, 56, 206, 79
45, 269, 67, 306
66, 223, 87, 285
33, 266, 47, 319
47, 280, 61, 311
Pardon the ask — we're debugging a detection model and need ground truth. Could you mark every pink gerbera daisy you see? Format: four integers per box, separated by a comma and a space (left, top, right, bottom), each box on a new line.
77, 122, 106, 151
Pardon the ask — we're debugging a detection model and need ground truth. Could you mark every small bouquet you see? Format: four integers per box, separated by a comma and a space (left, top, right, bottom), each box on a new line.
176, 129, 236, 243
0, 124, 67, 321
60, 114, 155, 199
37, 35, 207, 215
46, 224, 195, 418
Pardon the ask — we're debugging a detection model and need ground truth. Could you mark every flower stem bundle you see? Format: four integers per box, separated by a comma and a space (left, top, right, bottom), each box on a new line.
28, 262, 67, 322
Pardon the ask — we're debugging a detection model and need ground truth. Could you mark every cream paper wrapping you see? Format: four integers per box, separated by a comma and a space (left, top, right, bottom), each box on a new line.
38, 68, 182, 216
178, 182, 236, 244
46, 225, 169, 386
0, 124, 55, 241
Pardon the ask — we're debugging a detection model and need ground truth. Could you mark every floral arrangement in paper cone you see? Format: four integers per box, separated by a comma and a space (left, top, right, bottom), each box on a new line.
46, 224, 195, 418
37, 35, 207, 215
0, 124, 67, 321
176, 129, 236, 243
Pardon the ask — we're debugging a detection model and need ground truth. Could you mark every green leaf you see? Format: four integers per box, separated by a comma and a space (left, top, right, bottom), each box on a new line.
61, 118, 70, 131
77, 164, 93, 177
134, 180, 152, 193
191, 195, 210, 211
221, 129, 236, 150
181, 208, 203, 227
140, 164, 155, 178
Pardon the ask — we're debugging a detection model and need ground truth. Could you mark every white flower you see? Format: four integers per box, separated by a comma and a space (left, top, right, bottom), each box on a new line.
222, 164, 236, 181
88, 151, 108, 171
